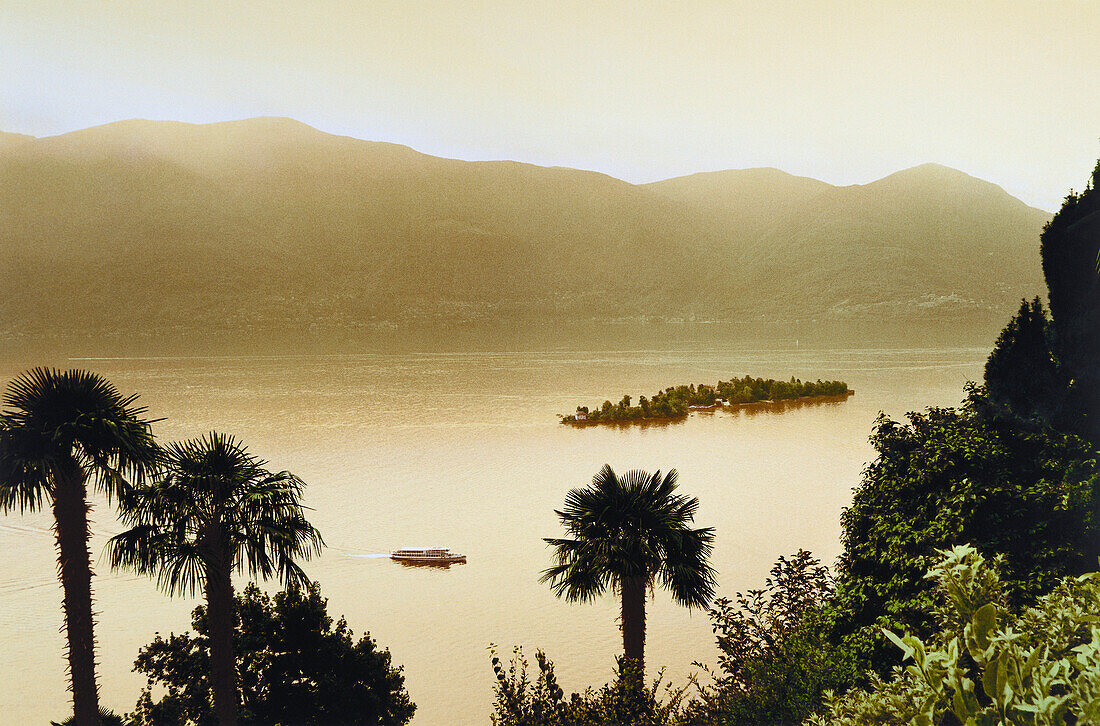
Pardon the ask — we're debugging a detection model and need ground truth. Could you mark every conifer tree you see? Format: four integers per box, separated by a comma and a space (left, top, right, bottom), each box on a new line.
983, 297, 1064, 422
1040, 160, 1100, 444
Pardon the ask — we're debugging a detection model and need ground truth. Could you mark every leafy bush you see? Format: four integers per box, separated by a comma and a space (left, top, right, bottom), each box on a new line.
808, 545, 1100, 726
834, 391, 1100, 672
489, 646, 690, 726
129, 581, 414, 726
683, 551, 863, 726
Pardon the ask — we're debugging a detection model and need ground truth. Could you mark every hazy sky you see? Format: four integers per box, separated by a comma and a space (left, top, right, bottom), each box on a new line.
2, 0, 1097, 210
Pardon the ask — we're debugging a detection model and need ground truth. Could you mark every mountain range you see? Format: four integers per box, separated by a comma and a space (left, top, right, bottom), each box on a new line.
0, 118, 1051, 351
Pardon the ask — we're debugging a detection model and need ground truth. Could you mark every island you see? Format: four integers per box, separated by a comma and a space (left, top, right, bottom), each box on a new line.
560, 375, 852, 424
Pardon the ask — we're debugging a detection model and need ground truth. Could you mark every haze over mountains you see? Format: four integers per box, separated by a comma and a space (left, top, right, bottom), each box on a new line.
1, 118, 1050, 352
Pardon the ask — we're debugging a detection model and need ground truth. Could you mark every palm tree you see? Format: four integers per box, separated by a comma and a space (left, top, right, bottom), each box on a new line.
540, 464, 717, 677
107, 432, 323, 726
0, 368, 159, 726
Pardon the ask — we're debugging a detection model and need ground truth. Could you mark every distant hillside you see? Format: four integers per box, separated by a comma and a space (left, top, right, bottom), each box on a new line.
0, 118, 1050, 351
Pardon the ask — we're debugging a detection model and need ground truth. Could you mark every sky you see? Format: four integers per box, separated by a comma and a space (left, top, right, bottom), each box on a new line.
2, 0, 1097, 211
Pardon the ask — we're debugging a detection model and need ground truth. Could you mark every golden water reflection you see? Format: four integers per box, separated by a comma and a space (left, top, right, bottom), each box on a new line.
723, 393, 854, 418
568, 393, 855, 428
0, 350, 979, 726
394, 559, 467, 570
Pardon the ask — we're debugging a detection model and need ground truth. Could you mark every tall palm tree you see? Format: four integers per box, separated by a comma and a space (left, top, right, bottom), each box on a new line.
541, 464, 717, 677
0, 368, 159, 726
107, 432, 323, 726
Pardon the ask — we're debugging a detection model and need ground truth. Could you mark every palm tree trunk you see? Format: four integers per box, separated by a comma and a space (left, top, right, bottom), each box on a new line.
205, 552, 238, 726
620, 576, 647, 680
52, 464, 102, 726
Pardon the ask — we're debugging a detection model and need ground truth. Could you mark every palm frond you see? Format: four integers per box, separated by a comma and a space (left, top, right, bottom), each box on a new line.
111, 430, 323, 598
544, 464, 714, 609
0, 368, 160, 507
658, 526, 717, 609
104, 524, 172, 575
540, 537, 610, 602
156, 540, 209, 597
0, 425, 52, 513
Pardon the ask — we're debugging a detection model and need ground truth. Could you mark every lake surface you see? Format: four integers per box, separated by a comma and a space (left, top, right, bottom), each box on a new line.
0, 345, 987, 725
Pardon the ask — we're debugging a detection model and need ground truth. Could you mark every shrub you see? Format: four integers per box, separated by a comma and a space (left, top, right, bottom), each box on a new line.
489, 646, 689, 726
129, 581, 414, 726
809, 545, 1100, 726
834, 393, 1100, 672
683, 551, 862, 726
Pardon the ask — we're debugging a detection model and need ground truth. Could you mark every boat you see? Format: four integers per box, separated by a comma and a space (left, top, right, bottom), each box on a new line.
390, 546, 467, 564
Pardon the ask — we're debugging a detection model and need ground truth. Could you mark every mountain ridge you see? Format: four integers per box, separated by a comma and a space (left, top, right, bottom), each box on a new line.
0, 118, 1051, 351
11, 119, 1047, 210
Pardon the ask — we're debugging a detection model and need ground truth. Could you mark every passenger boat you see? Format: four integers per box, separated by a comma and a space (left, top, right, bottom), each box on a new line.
390, 546, 467, 564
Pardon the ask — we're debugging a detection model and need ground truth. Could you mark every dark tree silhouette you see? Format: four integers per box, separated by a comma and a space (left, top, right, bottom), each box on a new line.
107, 432, 323, 726
1040, 160, 1100, 444
984, 297, 1065, 423
0, 368, 159, 726
541, 465, 716, 677
129, 582, 415, 726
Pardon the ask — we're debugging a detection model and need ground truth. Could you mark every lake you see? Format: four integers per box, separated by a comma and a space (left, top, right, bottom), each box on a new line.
0, 343, 987, 725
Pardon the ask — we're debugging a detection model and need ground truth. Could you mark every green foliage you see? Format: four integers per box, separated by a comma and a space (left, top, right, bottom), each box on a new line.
984, 298, 1065, 425
488, 646, 690, 726
683, 551, 863, 726
833, 390, 1100, 672
561, 375, 850, 423
128, 581, 415, 726
808, 544, 1100, 726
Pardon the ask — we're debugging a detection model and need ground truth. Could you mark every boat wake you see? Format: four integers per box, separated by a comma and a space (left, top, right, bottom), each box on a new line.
341, 553, 391, 558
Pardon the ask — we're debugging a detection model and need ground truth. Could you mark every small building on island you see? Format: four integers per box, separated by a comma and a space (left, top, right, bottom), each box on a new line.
575, 407, 588, 421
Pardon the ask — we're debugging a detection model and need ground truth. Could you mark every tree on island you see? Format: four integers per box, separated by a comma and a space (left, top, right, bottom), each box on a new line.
541, 465, 717, 678
108, 432, 324, 726
561, 376, 850, 424
0, 369, 159, 726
